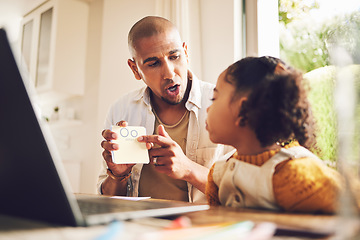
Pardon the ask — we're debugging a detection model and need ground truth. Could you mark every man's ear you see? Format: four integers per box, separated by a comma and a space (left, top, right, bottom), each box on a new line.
127, 59, 141, 80
182, 42, 189, 63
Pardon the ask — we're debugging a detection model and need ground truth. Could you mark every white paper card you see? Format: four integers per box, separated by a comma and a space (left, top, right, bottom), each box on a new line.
111, 126, 149, 164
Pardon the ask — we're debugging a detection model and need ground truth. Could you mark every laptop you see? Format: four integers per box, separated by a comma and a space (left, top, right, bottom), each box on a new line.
0, 28, 209, 227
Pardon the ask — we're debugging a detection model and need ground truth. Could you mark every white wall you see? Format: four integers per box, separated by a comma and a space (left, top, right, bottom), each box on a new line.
199, 0, 243, 84
0, 0, 45, 45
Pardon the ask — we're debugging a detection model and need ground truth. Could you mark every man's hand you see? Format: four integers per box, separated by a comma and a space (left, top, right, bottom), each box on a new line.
137, 125, 209, 193
101, 121, 134, 176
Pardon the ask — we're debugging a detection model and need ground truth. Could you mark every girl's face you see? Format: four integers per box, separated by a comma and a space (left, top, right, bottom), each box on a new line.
206, 70, 245, 146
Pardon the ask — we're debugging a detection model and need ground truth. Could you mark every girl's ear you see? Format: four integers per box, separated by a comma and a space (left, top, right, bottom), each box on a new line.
235, 97, 248, 127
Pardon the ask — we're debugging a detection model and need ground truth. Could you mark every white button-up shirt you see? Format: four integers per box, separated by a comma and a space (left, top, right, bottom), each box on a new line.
97, 71, 233, 203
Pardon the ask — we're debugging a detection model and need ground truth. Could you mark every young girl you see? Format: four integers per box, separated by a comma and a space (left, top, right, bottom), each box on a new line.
205, 56, 342, 213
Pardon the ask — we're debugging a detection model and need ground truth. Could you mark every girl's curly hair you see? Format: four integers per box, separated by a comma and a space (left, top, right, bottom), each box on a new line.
225, 56, 317, 150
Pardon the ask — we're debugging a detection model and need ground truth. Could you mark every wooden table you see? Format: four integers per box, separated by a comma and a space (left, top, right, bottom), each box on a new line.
185, 206, 340, 239
1, 198, 359, 240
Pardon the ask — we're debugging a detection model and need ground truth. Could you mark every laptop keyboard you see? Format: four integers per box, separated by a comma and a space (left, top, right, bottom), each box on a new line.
77, 197, 164, 215
73, 195, 209, 225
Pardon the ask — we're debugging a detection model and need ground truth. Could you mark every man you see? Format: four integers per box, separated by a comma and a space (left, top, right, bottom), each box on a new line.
98, 16, 233, 203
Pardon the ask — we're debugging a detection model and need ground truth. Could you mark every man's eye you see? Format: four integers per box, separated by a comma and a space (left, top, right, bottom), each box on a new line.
148, 61, 159, 67
169, 55, 180, 60
210, 98, 215, 101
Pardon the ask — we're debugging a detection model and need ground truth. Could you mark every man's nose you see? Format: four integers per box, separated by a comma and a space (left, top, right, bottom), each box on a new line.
162, 60, 175, 80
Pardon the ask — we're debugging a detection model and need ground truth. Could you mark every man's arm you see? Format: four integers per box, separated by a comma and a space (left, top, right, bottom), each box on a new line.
182, 159, 209, 194
138, 124, 209, 193
100, 173, 129, 196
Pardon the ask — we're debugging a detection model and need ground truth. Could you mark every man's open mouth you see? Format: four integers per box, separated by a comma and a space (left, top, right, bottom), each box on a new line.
167, 84, 179, 92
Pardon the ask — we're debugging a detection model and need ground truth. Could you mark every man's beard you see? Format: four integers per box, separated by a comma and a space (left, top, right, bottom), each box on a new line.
161, 96, 183, 105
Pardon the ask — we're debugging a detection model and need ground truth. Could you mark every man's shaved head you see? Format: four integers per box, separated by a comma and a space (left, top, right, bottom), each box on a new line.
128, 16, 181, 57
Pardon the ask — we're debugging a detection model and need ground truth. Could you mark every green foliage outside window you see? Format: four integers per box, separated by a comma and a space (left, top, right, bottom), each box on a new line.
304, 66, 360, 163
278, 0, 319, 26
280, 10, 360, 73
279, 0, 360, 163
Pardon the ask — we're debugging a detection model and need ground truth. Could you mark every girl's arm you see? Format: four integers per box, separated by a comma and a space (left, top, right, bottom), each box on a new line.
273, 158, 342, 213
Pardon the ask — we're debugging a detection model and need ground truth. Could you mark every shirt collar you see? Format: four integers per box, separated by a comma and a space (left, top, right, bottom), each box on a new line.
186, 69, 202, 109
132, 85, 150, 106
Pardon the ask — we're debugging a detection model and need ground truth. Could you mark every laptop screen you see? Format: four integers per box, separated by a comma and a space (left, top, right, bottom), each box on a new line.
0, 28, 83, 226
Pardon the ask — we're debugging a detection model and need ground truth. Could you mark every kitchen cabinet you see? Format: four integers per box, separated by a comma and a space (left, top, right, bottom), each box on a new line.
21, 0, 89, 101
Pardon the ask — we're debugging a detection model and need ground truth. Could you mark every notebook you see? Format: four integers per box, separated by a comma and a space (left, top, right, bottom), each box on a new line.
0, 28, 209, 227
